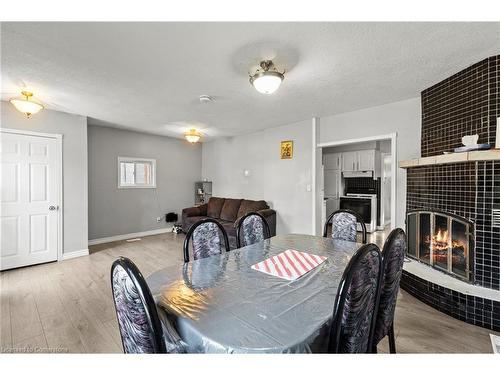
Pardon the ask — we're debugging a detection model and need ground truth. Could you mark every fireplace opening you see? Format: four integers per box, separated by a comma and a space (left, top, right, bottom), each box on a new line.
406, 210, 474, 282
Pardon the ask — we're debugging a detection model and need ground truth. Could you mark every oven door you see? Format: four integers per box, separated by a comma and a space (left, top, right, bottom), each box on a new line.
339, 197, 372, 224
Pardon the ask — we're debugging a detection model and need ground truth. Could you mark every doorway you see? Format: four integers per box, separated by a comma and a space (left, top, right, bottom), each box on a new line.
314, 133, 397, 237
1, 128, 62, 270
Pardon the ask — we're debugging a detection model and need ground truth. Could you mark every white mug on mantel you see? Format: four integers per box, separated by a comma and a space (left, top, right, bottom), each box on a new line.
462, 134, 479, 147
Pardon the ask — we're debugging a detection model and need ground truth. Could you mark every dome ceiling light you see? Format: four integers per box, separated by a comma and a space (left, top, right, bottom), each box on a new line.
185, 128, 203, 143
10, 91, 44, 118
249, 60, 285, 95
199, 95, 214, 103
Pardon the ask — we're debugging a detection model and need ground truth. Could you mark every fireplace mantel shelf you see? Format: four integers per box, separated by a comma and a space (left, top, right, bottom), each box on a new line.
399, 149, 500, 168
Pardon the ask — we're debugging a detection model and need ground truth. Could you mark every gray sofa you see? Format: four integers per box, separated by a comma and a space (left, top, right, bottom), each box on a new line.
181, 197, 276, 248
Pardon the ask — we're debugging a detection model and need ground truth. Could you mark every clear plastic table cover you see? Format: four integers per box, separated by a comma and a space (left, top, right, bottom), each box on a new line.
146, 234, 362, 353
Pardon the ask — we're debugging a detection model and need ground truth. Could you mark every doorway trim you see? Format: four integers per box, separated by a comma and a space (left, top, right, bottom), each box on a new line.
313, 132, 397, 235
1, 127, 64, 262
380, 152, 392, 228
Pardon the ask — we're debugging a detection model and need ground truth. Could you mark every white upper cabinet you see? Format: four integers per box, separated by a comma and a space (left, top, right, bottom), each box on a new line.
357, 150, 376, 171
340, 149, 381, 176
323, 153, 342, 170
342, 152, 358, 172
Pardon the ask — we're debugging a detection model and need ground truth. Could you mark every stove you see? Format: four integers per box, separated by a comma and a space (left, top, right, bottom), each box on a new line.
339, 193, 377, 233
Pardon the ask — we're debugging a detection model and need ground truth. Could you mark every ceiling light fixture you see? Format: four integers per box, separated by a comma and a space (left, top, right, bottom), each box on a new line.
10, 91, 44, 118
249, 60, 285, 95
199, 95, 214, 103
185, 128, 202, 143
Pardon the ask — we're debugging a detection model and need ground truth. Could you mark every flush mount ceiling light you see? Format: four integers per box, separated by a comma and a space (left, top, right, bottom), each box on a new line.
9, 91, 44, 118
199, 95, 214, 103
249, 60, 285, 95
185, 128, 203, 143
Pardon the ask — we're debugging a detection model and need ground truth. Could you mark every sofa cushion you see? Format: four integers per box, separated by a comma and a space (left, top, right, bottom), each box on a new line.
220, 198, 242, 222
237, 200, 268, 219
184, 216, 207, 231
207, 197, 225, 219
216, 219, 237, 237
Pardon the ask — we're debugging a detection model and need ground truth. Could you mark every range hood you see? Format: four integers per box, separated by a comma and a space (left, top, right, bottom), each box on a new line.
342, 171, 373, 178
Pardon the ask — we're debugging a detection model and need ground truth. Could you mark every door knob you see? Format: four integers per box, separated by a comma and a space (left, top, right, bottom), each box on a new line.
49, 205, 58, 211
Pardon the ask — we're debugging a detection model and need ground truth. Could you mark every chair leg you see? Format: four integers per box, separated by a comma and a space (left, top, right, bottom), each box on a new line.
388, 323, 396, 354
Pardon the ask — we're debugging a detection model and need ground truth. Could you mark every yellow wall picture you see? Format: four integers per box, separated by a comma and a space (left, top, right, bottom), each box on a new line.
280, 140, 293, 159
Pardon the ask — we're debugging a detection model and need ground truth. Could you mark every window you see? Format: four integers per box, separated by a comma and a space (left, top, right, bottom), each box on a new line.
118, 157, 156, 188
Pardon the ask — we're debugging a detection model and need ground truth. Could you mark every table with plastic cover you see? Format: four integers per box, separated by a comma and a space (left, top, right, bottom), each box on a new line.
146, 234, 362, 353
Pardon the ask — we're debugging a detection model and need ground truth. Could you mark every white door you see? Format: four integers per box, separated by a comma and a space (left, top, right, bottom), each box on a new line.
357, 150, 376, 171
1, 131, 61, 270
342, 152, 357, 171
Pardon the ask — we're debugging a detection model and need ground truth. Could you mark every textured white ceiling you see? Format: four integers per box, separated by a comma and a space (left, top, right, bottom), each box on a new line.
2, 22, 499, 140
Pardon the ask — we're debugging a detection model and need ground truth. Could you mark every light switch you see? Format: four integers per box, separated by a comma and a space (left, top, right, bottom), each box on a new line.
306, 184, 312, 192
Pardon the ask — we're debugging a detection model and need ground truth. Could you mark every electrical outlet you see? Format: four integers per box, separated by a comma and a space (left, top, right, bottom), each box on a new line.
156, 216, 163, 222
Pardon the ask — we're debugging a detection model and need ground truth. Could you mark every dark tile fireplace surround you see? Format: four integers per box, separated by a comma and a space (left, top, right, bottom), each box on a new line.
401, 55, 500, 332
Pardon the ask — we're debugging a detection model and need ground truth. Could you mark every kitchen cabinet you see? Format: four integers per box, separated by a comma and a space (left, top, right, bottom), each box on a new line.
341, 149, 380, 176
325, 197, 339, 218
324, 153, 342, 170
324, 169, 341, 198
342, 151, 358, 172
357, 150, 376, 171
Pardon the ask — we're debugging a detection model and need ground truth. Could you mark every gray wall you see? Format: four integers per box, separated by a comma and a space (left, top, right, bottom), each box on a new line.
1, 101, 88, 255
88, 125, 202, 240
202, 119, 313, 235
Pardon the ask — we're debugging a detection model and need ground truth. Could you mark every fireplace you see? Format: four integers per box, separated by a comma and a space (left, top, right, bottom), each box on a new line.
398, 55, 500, 332
406, 210, 474, 282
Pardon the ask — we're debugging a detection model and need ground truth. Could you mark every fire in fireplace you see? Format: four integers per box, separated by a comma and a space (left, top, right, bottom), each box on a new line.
406, 210, 473, 282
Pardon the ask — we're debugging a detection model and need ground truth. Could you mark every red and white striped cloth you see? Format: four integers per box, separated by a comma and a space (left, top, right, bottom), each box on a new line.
251, 249, 327, 281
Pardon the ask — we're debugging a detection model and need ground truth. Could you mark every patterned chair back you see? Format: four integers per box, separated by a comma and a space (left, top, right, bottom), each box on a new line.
372, 228, 406, 346
183, 218, 230, 263
236, 212, 271, 248
323, 209, 367, 244
328, 243, 383, 353
111, 257, 166, 353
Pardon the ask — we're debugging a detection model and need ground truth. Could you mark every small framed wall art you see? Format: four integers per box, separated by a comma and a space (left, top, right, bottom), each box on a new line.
280, 140, 293, 159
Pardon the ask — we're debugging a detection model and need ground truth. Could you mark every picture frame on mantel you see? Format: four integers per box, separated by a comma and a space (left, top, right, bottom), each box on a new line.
280, 140, 293, 159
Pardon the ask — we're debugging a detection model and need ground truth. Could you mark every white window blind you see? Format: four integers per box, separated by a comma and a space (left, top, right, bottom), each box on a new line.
118, 157, 156, 188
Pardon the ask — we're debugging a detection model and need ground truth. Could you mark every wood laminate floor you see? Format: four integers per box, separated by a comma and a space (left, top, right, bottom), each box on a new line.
0, 232, 495, 353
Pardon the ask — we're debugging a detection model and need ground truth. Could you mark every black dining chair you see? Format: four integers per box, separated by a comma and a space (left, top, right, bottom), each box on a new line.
235, 211, 271, 248
110, 257, 185, 353
323, 209, 367, 244
183, 218, 230, 263
372, 228, 407, 354
327, 243, 383, 353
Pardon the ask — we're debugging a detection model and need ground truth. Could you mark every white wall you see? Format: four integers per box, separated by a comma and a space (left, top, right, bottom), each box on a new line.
319, 97, 421, 228
88, 125, 202, 240
1, 101, 88, 255
202, 119, 313, 235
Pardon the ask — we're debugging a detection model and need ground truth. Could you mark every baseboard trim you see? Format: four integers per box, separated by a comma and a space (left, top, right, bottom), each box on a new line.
88, 227, 173, 246
62, 249, 89, 260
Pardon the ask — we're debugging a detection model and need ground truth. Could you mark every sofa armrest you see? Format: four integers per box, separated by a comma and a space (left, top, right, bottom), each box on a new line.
182, 204, 207, 218
181, 204, 208, 233
258, 208, 276, 237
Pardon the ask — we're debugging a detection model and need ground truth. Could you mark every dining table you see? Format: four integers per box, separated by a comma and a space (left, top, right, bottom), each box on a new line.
146, 233, 363, 353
